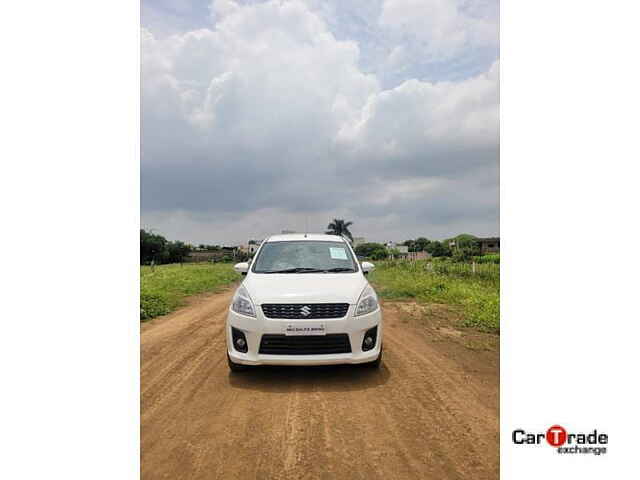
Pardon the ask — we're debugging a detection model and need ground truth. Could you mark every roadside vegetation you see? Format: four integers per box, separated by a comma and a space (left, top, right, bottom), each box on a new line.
369, 258, 499, 333
141, 263, 239, 321
141, 229, 192, 265
140, 229, 251, 265
355, 234, 498, 261
140, 225, 499, 329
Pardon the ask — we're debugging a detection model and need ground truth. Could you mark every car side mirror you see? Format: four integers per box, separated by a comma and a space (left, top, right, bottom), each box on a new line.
234, 262, 249, 275
361, 261, 375, 275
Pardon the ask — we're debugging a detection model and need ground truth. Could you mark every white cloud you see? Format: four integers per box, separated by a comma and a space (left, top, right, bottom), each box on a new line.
141, 0, 499, 243
379, 0, 498, 61
142, 0, 379, 157
337, 59, 499, 179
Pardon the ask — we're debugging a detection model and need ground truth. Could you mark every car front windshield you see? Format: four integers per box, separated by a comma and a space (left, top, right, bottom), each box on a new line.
252, 241, 358, 273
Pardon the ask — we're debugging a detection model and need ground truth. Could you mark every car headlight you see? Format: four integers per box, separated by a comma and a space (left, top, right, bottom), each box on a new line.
231, 285, 256, 317
355, 284, 379, 316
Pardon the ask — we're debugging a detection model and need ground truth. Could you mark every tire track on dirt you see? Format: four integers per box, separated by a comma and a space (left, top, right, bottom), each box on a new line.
382, 335, 494, 478
141, 291, 499, 480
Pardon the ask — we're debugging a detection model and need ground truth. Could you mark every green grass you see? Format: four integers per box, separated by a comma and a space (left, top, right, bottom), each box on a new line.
472, 253, 500, 264
140, 263, 240, 321
369, 260, 500, 333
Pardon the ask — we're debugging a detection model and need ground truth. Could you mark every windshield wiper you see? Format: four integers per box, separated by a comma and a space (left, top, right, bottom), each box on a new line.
261, 267, 356, 274
261, 267, 324, 274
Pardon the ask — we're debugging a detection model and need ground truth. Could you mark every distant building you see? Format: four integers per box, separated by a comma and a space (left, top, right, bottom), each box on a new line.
238, 239, 263, 255
476, 237, 500, 254
385, 242, 408, 253
407, 251, 431, 261
186, 246, 237, 263
281, 230, 296, 234
386, 242, 409, 259
248, 239, 263, 254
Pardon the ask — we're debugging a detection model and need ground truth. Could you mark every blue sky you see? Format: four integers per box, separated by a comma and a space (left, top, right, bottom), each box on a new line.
141, 0, 499, 244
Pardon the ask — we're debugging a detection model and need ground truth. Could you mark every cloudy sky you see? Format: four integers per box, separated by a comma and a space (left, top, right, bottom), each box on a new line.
141, 0, 499, 245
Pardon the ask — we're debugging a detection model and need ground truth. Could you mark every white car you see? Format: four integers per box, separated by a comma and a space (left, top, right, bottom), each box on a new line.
226, 233, 383, 371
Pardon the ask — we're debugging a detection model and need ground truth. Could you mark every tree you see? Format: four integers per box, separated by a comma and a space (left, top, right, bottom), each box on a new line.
451, 248, 475, 263
401, 239, 416, 252
166, 241, 191, 264
401, 237, 431, 252
388, 248, 401, 259
140, 229, 192, 265
444, 233, 479, 251
414, 237, 431, 252
371, 248, 389, 261
355, 242, 388, 260
326, 218, 354, 241
425, 241, 451, 257
141, 229, 167, 264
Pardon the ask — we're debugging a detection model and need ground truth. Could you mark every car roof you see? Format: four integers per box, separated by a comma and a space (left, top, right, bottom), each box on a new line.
265, 233, 347, 243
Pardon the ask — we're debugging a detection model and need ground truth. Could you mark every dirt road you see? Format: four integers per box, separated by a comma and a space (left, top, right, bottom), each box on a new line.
141, 287, 499, 480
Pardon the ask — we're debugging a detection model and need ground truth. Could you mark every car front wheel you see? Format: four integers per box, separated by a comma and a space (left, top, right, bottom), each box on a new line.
365, 346, 383, 368
227, 353, 248, 372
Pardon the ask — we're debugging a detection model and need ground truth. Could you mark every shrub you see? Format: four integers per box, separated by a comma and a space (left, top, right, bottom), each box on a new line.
140, 263, 240, 321
369, 260, 499, 333
140, 293, 171, 320
473, 254, 500, 264
355, 242, 388, 260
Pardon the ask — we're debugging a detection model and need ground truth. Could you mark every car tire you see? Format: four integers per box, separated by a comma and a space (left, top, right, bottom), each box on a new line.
227, 353, 248, 372
365, 346, 383, 369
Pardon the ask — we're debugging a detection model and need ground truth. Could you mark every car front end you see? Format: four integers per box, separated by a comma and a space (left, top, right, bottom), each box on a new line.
226, 293, 382, 366
225, 234, 383, 369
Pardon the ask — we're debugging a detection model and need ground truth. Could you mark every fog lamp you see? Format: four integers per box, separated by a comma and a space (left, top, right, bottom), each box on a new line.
231, 327, 248, 353
362, 326, 378, 352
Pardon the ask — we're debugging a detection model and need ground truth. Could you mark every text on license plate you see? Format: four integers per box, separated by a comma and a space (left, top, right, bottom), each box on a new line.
285, 323, 326, 336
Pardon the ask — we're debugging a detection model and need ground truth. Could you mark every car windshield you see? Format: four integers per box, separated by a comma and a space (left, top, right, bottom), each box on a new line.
252, 241, 358, 273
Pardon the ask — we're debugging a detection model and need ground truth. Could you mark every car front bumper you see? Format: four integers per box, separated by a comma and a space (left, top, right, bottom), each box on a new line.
226, 305, 383, 366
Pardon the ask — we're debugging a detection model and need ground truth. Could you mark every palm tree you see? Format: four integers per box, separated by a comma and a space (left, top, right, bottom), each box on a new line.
326, 219, 354, 242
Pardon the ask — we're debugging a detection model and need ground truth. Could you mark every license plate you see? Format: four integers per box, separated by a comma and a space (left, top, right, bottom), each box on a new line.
284, 323, 326, 336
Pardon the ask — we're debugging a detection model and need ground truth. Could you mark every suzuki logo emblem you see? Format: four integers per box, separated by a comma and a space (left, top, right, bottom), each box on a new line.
300, 305, 312, 316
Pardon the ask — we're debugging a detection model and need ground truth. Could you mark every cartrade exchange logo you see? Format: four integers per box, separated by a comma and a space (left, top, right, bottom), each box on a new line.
512, 425, 608, 455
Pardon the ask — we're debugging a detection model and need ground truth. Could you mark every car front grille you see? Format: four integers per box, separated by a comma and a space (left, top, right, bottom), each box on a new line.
261, 303, 349, 319
259, 334, 352, 355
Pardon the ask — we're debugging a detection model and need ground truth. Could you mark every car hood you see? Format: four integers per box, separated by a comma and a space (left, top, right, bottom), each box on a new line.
243, 273, 368, 305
